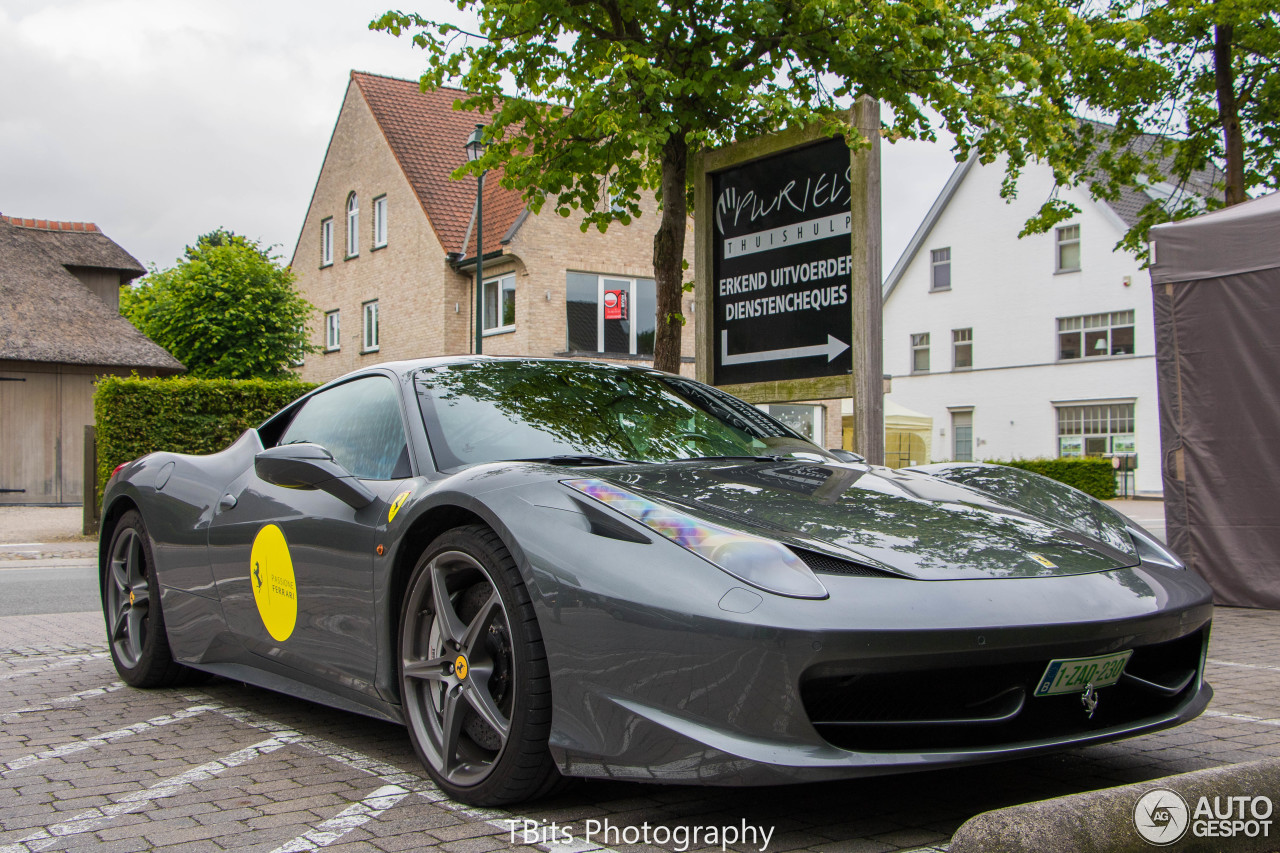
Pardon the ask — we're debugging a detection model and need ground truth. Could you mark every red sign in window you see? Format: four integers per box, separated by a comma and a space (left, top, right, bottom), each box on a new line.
604, 289, 628, 320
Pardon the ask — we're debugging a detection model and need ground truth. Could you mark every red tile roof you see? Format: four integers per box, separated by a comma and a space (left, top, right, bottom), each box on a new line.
1, 216, 101, 233
352, 72, 527, 257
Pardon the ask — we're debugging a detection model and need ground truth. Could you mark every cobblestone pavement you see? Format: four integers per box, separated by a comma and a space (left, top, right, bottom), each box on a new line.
1, 606, 1278, 853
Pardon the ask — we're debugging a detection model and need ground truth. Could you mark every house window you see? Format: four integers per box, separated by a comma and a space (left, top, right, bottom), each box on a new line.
565, 272, 657, 356
1056, 224, 1080, 272
362, 300, 379, 352
1057, 403, 1135, 457
325, 310, 340, 352
482, 274, 516, 333
952, 328, 972, 369
320, 218, 333, 267
346, 193, 359, 258
910, 333, 930, 373
761, 404, 824, 445
930, 248, 951, 291
372, 195, 388, 248
1058, 310, 1135, 360
952, 410, 973, 461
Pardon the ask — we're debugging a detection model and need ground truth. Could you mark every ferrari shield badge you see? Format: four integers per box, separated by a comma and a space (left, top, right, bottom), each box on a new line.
250, 524, 297, 641
388, 490, 412, 522
1028, 553, 1058, 569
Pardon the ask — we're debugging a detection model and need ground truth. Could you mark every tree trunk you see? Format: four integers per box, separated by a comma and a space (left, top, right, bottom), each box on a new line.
652, 134, 689, 374
1213, 22, 1247, 206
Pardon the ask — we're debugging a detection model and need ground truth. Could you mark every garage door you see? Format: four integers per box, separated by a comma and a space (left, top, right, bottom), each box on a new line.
0, 371, 59, 504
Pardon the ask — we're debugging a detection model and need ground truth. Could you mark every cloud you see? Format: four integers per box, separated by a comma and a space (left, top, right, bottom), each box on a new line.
0, 0, 958, 274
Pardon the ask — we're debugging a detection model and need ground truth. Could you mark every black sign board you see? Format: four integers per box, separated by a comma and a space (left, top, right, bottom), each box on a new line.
711, 137, 853, 386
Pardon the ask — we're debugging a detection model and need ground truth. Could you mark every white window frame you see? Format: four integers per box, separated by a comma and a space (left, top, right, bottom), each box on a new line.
930, 247, 951, 291
324, 310, 340, 352
482, 273, 516, 335
1055, 224, 1081, 273
346, 193, 359, 258
910, 332, 930, 374
1056, 402, 1135, 458
362, 300, 379, 352
1057, 310, 1135, 361
952, 327, 972, 370
372, 195, 388, 248
320, 218, 333, 267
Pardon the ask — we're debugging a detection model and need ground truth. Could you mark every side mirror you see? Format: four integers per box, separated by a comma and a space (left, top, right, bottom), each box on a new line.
255, 443, 376, 510
828, 449, 865, 464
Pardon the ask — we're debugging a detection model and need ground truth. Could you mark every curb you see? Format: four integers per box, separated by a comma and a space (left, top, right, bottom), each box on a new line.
949, 758, 1280, 853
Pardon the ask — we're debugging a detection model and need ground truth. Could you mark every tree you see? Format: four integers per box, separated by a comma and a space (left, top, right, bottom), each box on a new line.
122, 230, 315, 379
375, 0, 1101, 373
1033, 0, 1279, 252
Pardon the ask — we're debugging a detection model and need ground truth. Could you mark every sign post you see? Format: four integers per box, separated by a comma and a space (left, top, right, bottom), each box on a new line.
692, 98, 883, 463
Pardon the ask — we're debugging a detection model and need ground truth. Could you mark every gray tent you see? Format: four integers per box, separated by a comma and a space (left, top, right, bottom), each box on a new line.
1149, 191, 1280, 609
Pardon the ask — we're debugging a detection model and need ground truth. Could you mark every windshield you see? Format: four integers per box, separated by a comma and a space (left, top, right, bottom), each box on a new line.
415, 360, 831, 469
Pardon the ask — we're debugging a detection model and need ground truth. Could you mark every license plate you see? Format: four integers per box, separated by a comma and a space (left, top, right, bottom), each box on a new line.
1034, 650, 1133, 697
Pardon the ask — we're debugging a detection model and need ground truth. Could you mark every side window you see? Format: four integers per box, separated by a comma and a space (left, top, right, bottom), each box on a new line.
278, 376, 410, 480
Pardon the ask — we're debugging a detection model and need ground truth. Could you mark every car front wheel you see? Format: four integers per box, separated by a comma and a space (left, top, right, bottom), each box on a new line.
399, 525, 560, 805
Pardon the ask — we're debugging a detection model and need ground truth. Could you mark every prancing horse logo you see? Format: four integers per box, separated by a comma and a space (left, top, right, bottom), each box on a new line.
1081, 682, 1099, 719
253, 561, 264, 591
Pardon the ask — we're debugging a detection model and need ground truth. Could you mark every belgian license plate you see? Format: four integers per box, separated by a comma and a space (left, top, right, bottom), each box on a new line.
1034, 650, 1133, 697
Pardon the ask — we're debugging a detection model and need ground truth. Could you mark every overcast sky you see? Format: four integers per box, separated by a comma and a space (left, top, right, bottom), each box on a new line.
0, 0, 961, 275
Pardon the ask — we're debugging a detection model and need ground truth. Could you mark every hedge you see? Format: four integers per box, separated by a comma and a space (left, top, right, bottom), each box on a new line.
986, 457, 1118, 500
94, 376, 316, 500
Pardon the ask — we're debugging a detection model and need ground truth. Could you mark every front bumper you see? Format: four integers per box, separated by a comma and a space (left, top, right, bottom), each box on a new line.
498, 489, 1215, 785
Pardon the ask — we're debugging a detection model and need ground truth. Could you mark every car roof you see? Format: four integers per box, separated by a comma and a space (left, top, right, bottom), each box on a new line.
332, 355, 665, 384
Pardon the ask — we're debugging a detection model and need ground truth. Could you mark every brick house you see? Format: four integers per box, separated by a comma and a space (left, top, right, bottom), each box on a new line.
292, 71, 843, 447
292, 72, 698, 375
0, 216, 183, 505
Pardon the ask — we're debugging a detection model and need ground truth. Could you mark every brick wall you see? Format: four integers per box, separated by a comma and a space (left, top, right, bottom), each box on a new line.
292, 81, 457, 383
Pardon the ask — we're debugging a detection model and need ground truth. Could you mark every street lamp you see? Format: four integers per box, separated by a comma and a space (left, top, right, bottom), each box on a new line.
465, 124, 487, 355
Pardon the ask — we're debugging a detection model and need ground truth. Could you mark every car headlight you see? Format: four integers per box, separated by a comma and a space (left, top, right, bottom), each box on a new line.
1128, 526, 1185, 570
563, 478, 828, 599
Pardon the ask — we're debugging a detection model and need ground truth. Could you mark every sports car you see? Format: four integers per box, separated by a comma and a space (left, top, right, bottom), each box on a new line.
99, 356, 1213, 805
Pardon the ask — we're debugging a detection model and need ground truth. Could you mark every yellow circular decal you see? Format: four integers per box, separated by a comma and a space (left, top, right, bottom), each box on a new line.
454, 654, 469, 680
388, 490, 412, 522
250, 524, 297, 641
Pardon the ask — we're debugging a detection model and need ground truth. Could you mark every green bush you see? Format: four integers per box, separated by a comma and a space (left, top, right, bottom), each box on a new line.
986, 457, 1117, 500
94, 376, 315, 500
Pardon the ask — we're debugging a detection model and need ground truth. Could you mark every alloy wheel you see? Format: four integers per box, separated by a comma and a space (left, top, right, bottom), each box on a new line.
402, 550, 515, 787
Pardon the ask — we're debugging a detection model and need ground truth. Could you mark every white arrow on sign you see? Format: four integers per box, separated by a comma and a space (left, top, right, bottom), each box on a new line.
720, 330, 850, 366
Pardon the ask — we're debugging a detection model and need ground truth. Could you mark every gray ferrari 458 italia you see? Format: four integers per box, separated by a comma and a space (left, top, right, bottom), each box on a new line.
99, 356, 1213, 805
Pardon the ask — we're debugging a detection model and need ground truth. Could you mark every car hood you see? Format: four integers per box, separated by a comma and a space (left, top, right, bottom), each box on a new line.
595, 460, 1139, 580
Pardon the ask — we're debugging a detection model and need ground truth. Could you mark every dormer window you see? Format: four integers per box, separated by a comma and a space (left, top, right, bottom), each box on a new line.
346, 193, 359, 258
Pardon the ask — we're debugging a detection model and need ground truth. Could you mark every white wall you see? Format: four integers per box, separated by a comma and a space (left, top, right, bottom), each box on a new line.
882, 158, 1163, 494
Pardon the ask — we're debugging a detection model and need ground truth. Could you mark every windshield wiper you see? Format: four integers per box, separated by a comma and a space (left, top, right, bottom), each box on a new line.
507, 454, 645, 466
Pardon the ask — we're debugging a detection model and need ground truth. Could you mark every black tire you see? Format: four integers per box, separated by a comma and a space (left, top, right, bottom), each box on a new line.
102, 510, 199, 687
399, 524, 561, 805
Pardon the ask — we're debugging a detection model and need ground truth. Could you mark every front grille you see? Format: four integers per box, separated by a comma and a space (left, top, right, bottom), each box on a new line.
793, 548, 899, 578
801, 627, 1207, 752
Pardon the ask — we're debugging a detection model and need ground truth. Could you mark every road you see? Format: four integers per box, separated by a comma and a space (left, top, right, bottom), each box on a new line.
0, 560, 99, 616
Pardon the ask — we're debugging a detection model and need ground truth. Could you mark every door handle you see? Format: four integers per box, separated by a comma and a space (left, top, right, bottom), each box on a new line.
218, 494, 238, 512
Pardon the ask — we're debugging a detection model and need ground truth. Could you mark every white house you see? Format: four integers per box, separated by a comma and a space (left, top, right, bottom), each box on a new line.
881, 154, 1217, 496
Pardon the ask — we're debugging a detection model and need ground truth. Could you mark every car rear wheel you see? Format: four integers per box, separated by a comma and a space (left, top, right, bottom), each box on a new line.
399, 525, 561, 805
103, 510, 197, 687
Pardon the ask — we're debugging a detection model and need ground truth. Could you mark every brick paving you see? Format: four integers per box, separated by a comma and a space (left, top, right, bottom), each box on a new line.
1, 606, 1278, 853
